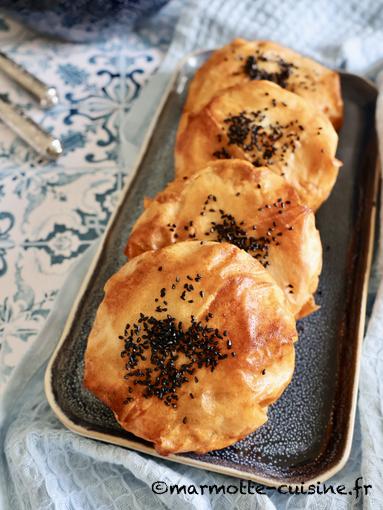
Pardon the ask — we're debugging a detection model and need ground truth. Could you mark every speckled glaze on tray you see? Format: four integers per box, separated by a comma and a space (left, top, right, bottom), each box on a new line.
45, 51, 379, 486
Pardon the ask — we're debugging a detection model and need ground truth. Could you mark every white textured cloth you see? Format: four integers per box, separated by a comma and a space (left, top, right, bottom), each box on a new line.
2, 1, 383, 509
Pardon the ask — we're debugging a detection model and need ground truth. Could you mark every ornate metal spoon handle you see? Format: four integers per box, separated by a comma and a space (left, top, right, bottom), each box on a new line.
0, 97, 63, 159
0, 52, 59, 109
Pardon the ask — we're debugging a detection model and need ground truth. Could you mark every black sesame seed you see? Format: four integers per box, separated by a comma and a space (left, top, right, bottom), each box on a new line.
206, 207, 283, 268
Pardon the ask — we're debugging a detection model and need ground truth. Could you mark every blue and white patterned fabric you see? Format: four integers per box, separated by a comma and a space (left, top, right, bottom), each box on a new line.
1, 1, 383, 509
0, 0, 171, 42
0, 7, 179, 387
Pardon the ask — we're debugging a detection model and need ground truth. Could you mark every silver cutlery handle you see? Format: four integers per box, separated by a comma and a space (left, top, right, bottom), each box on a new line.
0, 52, 59, 109
0, 97, 63, 159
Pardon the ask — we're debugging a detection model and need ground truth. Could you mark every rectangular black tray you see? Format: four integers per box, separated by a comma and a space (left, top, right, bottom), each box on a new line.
45, 52, 379, 486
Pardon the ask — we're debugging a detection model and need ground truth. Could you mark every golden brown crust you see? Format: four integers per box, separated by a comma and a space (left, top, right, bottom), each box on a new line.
84, 241, 297, 455
181, 39, 343, 130
175, 80, 341, 211
126, 160, 322, 319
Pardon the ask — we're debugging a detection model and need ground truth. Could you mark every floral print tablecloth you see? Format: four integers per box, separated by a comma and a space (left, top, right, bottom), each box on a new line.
0, 13, 175, 389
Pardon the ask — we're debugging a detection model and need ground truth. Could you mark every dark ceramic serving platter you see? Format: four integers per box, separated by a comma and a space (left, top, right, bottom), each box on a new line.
45, 51, 379, 486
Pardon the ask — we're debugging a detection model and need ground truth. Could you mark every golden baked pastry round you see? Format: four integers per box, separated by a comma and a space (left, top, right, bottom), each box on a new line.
180, 38, 343, 130
175, 80, 341, 211
84, 241, 297, 455
126, 159, 322, 319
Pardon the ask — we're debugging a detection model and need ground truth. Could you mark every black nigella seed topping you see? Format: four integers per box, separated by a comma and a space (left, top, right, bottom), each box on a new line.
218, 109, 301, 169
183, 416, 187, 424
205, 205, 289, 269
243, 55, 296, 88
119, 314, 230, 406
158, 266, 162, 272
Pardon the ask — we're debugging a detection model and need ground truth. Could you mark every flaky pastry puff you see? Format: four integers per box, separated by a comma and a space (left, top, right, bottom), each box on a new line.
84, 241, 297, 455
126, 160, 322, 319
175, 80, 341, 211
180, 39, 343, 131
